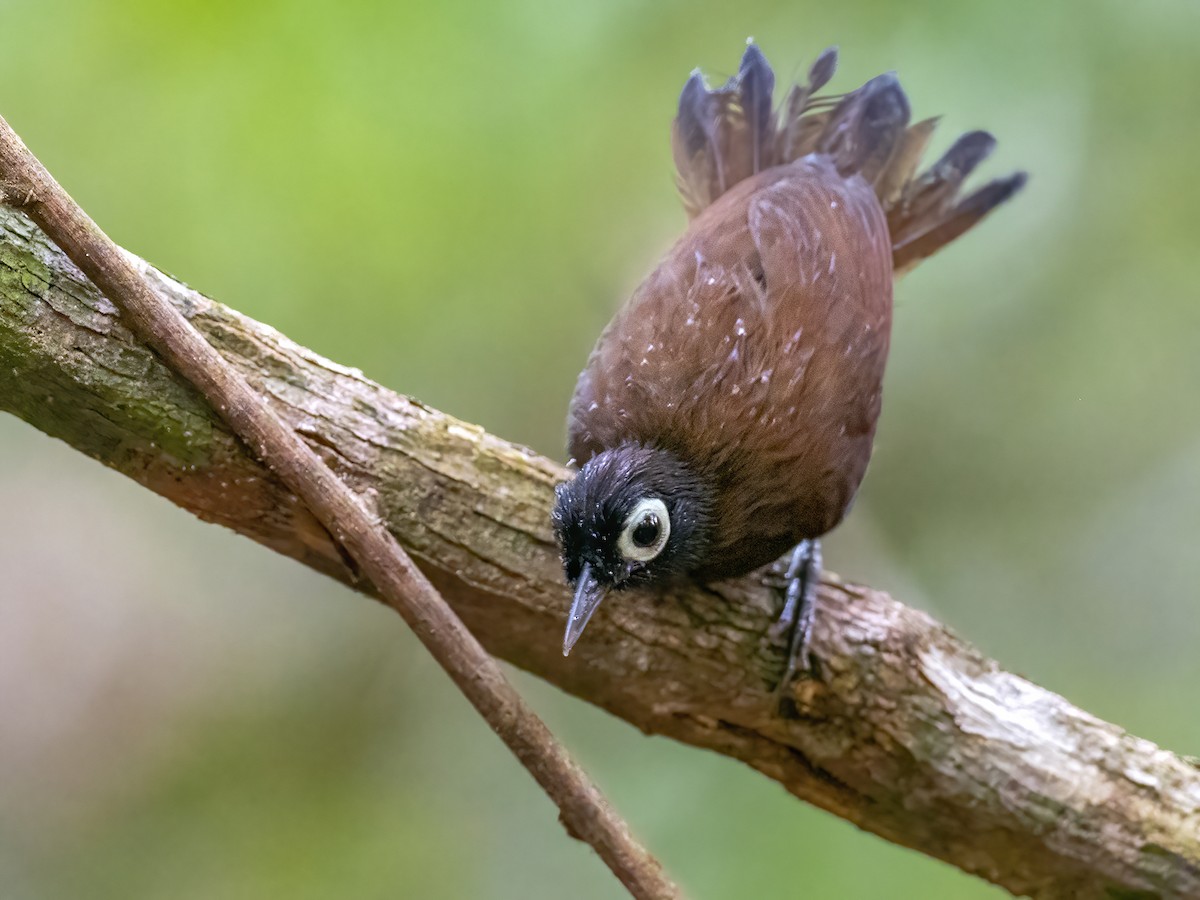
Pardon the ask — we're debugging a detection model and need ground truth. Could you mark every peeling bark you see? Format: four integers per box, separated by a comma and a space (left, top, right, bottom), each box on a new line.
0, 207, 1197, 899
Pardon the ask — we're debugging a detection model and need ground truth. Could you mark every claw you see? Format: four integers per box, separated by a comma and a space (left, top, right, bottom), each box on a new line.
772, 539, 822, 705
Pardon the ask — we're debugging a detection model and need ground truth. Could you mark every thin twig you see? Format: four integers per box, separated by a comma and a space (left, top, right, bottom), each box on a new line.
0, 115, 681, 900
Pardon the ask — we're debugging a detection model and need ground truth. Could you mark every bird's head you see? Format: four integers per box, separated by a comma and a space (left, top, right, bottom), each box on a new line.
552, 444, 713, 655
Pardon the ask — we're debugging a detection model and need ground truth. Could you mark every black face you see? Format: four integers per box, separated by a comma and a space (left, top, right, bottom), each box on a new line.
552, 444, 713, 654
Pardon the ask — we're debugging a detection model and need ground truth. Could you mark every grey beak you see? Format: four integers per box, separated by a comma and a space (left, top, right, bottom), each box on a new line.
563, 564, 607, 656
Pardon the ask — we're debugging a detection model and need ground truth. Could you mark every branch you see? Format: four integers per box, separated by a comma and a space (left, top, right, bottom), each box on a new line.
0, 121, 679, 900
0, 206, 1197, 898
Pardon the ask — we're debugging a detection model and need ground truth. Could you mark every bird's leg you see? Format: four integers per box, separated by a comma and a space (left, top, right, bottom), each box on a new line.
770, 538, 822, 694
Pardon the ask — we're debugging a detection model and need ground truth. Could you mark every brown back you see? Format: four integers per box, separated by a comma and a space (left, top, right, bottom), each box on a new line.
569, 157, 891, 576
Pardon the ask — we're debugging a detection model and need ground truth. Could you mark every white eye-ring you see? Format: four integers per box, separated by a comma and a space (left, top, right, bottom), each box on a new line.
617, 498, 671, 563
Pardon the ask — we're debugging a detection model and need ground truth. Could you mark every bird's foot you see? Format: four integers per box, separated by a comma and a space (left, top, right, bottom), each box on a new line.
770, 539, 821, 709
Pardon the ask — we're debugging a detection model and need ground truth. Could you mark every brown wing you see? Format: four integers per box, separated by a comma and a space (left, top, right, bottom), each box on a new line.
568, 156, 892, 577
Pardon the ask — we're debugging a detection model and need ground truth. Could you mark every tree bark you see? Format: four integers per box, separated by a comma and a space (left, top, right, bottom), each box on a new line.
0, 206, 1197, 899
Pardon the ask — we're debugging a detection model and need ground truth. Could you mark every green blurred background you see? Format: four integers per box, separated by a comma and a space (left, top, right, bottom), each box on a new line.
1, 1, 1197, 897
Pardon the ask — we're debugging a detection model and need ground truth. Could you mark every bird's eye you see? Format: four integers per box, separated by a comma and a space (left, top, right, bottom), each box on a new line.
617, 498, 671, 563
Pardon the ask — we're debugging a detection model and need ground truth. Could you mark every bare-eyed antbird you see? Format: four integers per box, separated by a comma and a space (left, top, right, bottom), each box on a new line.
552, 43, 1024, 689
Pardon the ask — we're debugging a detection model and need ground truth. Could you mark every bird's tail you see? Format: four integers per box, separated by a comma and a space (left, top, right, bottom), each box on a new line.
671, 44, 1026, 274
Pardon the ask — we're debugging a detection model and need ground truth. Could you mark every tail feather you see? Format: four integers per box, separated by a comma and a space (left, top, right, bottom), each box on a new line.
817, 73, 911, 182
893, 129, 997, 236
775, 46, 839, 161
875, 116, 938, 206
891, 172, 1027, 274
671, 72, 720, 214
738, 43, 776, 175
671, 43, 1025, 273
672, 46, 779, 216
806, 45, 839, 93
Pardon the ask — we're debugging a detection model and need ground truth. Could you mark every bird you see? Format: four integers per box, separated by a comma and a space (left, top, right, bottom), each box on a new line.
551, 42, 1025, 689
